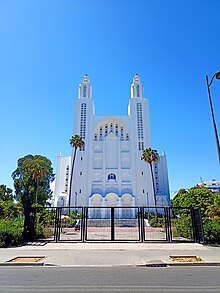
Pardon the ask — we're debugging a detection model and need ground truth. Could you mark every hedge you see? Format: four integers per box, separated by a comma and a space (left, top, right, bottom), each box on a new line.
0, 220, 24, 248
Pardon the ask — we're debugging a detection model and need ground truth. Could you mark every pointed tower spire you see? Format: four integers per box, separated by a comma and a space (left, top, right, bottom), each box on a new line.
78, 74, 92, 100
130, 73, 144, 99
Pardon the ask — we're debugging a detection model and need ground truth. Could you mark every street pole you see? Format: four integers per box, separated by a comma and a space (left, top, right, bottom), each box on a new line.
146, 192, 149, 221
206, 71, 220, 163
75, 192, 77, 213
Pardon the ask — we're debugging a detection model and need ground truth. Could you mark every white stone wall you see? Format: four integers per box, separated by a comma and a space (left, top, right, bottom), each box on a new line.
53, 155, 71, 207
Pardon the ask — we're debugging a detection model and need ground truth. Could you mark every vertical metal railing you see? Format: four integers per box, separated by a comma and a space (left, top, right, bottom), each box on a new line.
23, 206, 203, 243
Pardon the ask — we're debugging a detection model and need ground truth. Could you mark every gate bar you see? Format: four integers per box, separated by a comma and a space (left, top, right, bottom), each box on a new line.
111, 207, 115, 241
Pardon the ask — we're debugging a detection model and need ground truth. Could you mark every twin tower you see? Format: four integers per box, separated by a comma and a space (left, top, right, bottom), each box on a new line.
53, 74, 170, 218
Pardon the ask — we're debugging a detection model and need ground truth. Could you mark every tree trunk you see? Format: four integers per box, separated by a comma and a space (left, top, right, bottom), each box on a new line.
68, 147, 77, 214
35, 179, 39, 205
150, 163, 158, 223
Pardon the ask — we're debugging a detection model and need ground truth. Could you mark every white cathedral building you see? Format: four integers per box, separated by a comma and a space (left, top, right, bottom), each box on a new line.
53, 74, 170, 217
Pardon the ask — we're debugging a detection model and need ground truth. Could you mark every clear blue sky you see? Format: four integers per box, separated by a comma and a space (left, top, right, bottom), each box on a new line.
0, 0, 219, 197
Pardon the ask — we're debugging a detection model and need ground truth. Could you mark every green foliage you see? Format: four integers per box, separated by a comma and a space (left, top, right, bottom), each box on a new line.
141, 148, 159, 165
206, 196, 220, 219
172, 216, 193, 240
0, 184, 14, 201
32, 208, 56, 239
69, 135, 85, 149
172, 186, 220, 243
0, 220, 24, 247
149, 217, 164, 227
0, 200, 24, 247
203, 219, 220, 244
0, 200, 23, 220
12, 154, 55, 208
172, 186, 216, 218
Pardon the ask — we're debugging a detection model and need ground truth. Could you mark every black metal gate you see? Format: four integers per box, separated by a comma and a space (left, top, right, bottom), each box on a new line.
23, 206, 204, 243
85, 207, 141, 241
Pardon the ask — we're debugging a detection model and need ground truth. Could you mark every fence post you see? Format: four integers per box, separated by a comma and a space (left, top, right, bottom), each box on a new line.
23, 207, 35, 242
82, 206, 86, 242
140, 207, 144, 242
54, 207, 60, 242
84, 207, 88, 242
164, 207, 171, 242
191, 207, 204, 243
111, 207, 115, 241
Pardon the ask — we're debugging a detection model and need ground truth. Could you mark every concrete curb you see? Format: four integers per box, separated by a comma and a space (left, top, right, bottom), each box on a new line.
0, 262, 44, 266
136, 261, 220, 267
166, 262, 220, 266
1, 261, 219, 267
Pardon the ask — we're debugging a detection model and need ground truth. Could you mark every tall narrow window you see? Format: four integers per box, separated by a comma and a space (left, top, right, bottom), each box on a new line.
80, 103, 86, 151
137, 103, 144, 151
65, 165, 69, 192
83, 85, 86, 97
120, 127, 124, 140
110, 123, 113, 132
99, 126, 103, 140
115, 124, 118, 135
136, 85, 140, 97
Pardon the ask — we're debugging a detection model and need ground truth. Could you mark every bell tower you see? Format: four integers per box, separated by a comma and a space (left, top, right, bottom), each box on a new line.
130, 73, 144, 99
78, 74, 92, 100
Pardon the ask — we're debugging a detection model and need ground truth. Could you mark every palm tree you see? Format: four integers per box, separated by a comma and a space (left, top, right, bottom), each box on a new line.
30, 164, 47, 205
141, 147, 159, 222
69, 135, 85, 212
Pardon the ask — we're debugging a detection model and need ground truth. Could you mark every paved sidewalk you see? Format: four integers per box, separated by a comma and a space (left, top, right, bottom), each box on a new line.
0, 242, 220, 267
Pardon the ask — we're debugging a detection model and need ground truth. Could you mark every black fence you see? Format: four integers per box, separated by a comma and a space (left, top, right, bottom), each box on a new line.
23, 206, 204, 243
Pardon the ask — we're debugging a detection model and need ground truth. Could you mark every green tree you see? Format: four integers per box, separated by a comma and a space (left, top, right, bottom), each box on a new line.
172, 186, 216, 217
30, 162, 48, 204
69, 135, 84, 211
172, 186, 220, 244
0, 200, 22, 220
12, 155, 55, 208
206, 195, 220, 219
141, 147, 159, 222
0, 185, 14, 201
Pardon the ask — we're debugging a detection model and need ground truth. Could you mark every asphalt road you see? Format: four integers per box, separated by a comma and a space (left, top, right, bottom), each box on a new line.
0, 266, 220, 292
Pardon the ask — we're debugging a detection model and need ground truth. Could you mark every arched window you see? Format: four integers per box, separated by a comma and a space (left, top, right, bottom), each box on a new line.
105, 124, 108, 134
115, 124, 118, 135
110, 123, 113, 132
120, 127, 124, 140
99, 126, 103, 140
107, 173, 116, 181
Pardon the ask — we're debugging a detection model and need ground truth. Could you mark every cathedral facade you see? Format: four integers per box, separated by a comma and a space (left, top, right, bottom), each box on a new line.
53, 74, 170, 217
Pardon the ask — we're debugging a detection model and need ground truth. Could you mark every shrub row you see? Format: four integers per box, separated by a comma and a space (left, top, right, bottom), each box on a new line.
0, 220, 24, 248
203, 219, 220, 245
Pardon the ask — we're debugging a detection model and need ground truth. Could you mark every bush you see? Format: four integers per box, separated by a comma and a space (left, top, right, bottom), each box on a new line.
172, 216, 193, 240
33, 210, 55, 239
0, 220, 24, 247
203, 219, 220, 244
149, 217, 164, 227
